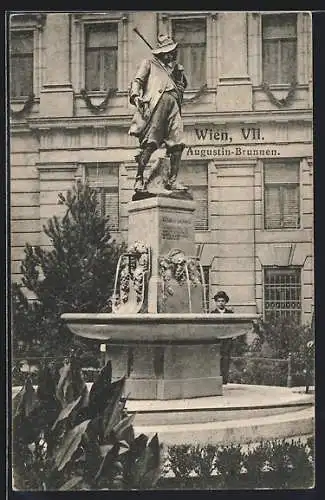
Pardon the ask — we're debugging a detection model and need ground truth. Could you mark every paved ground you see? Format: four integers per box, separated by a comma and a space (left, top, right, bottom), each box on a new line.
127, 384, 314, 412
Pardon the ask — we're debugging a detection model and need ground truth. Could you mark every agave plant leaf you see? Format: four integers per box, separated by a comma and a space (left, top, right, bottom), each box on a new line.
138, 434, 162, 488
82, 430, 103, 486
36, 365, 58, 408
51, 394, 83, 431
138, 466, 162, 490
112, 414, 136, 442
119, 421, 135, 446
68, 384, 91, 426
58, 475, 86, 490
87, 360, 112, 418
95, 442, 120, 482
55, 362, 72, 407
102, 377, 126, 439
54, 419, 91, 472
123, 433, 149, 484
118, 440, 130, 451
100, 444, 115, 457
56, 359, 86, 408
129, 447, 150, 487
13, 378, 39, 418
146, 434, 161, 471
130, 433, 161, 488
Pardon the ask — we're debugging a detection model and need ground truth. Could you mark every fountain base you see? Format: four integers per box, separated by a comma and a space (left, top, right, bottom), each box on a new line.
127, 384, 314, 445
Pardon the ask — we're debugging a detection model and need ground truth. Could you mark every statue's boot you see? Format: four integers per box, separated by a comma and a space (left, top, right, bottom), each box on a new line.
166, 148, 187, 190
134, 143, 157, 191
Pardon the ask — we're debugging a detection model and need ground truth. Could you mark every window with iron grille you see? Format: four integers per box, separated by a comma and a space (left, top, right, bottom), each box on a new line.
171, 18, 206, 89
262, 14, 297, 85
85, 23, 118, 91
85, 164, 119, 231
264, 161, 300, 230
264, 267, 301, 322
10, 31, 34, 98
178, 162, 208, 230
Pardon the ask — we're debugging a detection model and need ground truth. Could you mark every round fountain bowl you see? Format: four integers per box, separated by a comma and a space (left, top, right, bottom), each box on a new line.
61, 313, 258, 343
61, 312, 260, 401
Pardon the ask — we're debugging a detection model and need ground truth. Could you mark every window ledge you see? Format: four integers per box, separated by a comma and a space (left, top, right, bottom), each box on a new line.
255, 83, 308, 91
261, 228, 302, 232
11, 96, 39, 104
76, 90, 127, 98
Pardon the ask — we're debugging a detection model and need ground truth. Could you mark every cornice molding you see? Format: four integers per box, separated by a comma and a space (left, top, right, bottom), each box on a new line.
73, 11, 128, 23
23, 109, 312, 132
10, 12, 46, 30
9, 109, 313, 137
36, 163, 79, 172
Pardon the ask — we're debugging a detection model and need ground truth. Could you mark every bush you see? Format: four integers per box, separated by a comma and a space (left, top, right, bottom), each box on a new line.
12, 180, 125, 360
12, 356, 162, 491
157, 440, 314, 490
238, 317, 315, 388
228, 357, 288, 386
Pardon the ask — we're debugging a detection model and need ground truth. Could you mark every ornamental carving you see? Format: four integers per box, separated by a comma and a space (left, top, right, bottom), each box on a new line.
112, 241, 151, 314
158, 249, 203, 300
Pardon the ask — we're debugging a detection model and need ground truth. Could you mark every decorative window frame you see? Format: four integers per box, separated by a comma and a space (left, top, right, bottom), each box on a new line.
71, 12, 129, 94
248, 11, 311, 88
9, 13, 46, 100
261, 158, 302, 231
157, 11, 218, 89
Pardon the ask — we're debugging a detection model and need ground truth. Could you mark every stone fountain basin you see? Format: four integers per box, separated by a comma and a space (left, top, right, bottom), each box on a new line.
61, 313, 258, 344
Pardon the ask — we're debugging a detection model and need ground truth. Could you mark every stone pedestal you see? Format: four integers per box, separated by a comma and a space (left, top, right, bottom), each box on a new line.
111, 195, 223, 399
125, 344, 222, 400
128, 196, 197, 314
128, 197, 196, 271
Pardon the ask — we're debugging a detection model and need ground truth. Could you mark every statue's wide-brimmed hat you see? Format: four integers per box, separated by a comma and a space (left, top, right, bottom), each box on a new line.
213, 290, 230, 303
152, 34, 178, 55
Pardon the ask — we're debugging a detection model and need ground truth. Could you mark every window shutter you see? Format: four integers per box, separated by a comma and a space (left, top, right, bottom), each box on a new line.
265, 185, 282, 229
103, 49, 117, 89
10, 32, 34, 53
172, 18, 206, 89
104, 189, 119, 231
86, 50, 100, 91
262, 14, 297, 84
178, 162, 208, 230
262, 40, 279, 84
85, 24, 118, 92
264, 162, 300, 230
264, 162, 299, 184
262, 14, 297, 39
11, 58, 34, 98
190, 45, 206, 88
282, 185, 299, 228
192, 186, 208, 230
10, 32, 33, 98
86, 24, 118, 48
86, 165, 119, 231
280, 40, 297, 83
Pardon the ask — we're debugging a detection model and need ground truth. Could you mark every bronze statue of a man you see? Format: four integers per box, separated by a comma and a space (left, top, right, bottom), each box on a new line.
128, 34, 188, 193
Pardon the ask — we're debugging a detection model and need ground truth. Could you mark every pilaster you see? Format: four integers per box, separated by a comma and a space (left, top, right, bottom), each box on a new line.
40, 13, 74, 117
216, 13, 252, 111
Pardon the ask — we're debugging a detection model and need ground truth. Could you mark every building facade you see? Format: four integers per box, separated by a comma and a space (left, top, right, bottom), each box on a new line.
10, 11, 314, 323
